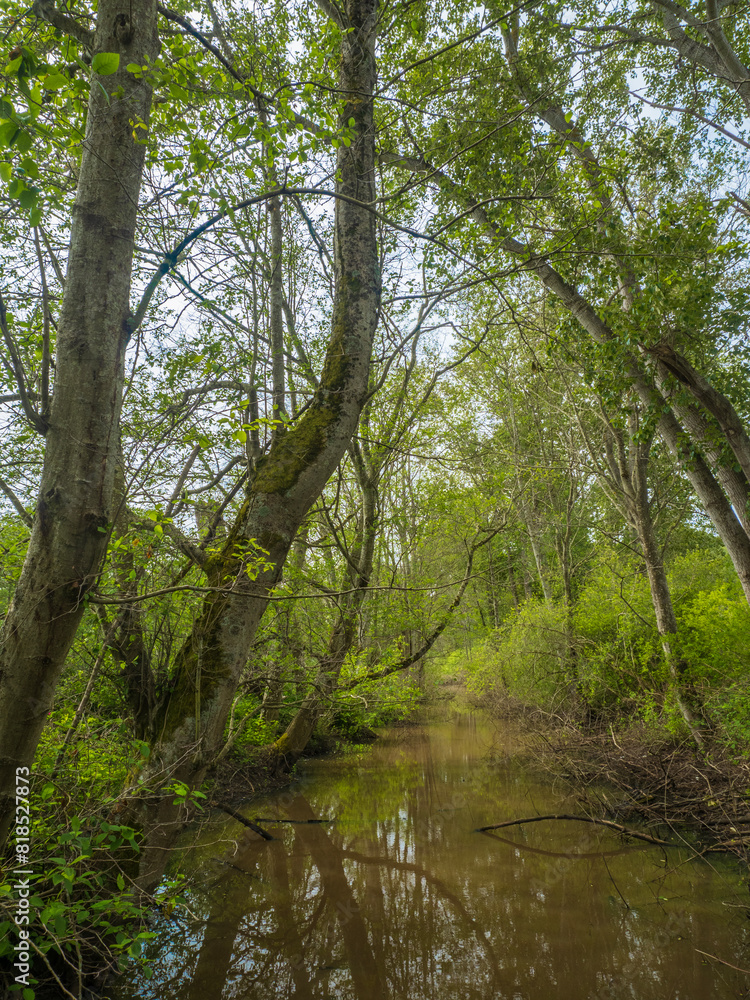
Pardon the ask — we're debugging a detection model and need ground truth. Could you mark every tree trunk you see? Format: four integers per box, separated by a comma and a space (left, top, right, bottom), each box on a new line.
526, 522, 552, 604
629, 438, 704, 742
0, 0, 159, 844
657, 373, 750, 537
272, 470, 378, 765
650, 343, 750, 487
131, 0, 380, 890
261, 649, 284, 724
268, 188, 287, 433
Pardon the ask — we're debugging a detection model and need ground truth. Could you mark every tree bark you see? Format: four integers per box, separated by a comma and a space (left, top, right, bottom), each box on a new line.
131, 0, 380, 890
268, 188, 287, 435
654, 366, 750, 537
627, 429, 704, 741
0, 0, 159, 844
649, 343, 750, 487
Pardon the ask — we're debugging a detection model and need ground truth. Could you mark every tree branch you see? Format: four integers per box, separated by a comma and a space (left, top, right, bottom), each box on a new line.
0, 476, 33, 527
343, 525, 506, 690
313, 0, 347, 29
476, 813, 671, 846
32, 0, 94, 48
0, 291, 47, 435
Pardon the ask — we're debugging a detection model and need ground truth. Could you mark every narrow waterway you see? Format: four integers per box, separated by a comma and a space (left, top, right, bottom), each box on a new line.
113, 709, 750, 999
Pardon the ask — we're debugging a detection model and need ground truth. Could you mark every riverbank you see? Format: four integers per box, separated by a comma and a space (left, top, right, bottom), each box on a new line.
209, 719, 383, 803
483, 695, 750, 862
211, 687, 750, 863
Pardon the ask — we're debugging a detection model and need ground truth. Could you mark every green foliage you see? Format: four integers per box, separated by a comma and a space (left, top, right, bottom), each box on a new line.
3, 0, 750, 991
0, 709, 191, 994
466, 600, 571, 707
34, 712, 136, 800
0, 805, 182, 996
228, 704, 279, 750
333, 654, 421, 732
463, 541, 750, 748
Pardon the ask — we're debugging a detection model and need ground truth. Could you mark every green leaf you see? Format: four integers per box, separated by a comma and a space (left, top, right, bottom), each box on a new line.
0, 162, 11, 182
23, 989, 35, 1000
19, 188, 37, 210
92, 52, 120, 76
44, 73, 69, 90
15, 130, 32, 154
0, 121, 19, 147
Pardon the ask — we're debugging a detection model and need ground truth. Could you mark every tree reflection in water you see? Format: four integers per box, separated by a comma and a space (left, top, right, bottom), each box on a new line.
115, 713, 750, 1000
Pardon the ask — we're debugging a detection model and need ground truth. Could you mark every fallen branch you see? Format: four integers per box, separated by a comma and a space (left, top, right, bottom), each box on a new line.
475, 813, 672, 847
694, 948, 750, 975
254, 816, 332, 825
210, 801, 274, 841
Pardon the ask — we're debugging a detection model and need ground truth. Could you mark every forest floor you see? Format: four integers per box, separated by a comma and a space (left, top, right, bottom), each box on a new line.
488, 699, 750, 863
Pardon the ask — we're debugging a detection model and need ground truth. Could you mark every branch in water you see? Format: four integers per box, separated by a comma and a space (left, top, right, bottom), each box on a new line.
253, 817, 333, 825
210, 801, 274, 840
475, 814, 671, 847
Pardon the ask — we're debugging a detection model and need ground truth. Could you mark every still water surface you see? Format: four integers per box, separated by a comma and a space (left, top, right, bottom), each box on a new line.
113, 710, 750, 999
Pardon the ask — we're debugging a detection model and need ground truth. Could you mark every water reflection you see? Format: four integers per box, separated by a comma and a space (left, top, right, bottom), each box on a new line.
113, 711, 750, 1000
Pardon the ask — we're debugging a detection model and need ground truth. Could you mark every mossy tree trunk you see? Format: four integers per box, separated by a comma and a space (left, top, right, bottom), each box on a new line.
0, 0, 159, 846
132, 0, 380, 890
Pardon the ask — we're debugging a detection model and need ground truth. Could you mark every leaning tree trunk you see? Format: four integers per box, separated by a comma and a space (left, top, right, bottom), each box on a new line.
131, 0, 380, 891
0, 0, 159, 844
628, 437, 704, 743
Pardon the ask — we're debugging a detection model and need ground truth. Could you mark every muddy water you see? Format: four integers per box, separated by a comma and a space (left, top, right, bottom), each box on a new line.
113, 710, 750, 999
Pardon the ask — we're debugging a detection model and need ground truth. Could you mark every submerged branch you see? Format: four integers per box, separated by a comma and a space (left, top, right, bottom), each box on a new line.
475, 814, 672, 847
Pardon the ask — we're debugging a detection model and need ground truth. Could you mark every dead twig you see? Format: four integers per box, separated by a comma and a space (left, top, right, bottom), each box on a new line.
694, 948, 750, 975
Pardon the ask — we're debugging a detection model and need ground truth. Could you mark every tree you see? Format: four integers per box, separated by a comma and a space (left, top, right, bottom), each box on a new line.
0, 0, 160, 842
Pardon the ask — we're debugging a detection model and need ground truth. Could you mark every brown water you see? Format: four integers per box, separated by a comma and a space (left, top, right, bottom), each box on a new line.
112, 710, 750, 1000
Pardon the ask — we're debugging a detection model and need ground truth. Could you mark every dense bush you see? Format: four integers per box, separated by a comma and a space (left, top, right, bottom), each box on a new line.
463, 544, 750, 747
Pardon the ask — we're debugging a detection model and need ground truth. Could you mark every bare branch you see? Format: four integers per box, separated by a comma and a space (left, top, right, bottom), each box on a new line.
475, 813, 672, 846
0, 476, 33, 527
164, 443, 201, 519
0, 291, 47, 435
